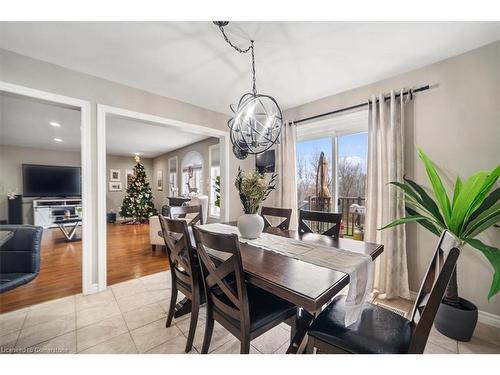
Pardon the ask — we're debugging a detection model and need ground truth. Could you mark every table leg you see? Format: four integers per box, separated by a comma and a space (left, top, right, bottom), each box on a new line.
286, 309, 314, 354
58, 222, 80, 241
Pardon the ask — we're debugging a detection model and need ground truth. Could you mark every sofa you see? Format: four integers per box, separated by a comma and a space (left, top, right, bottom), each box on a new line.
0, 225, 43, 293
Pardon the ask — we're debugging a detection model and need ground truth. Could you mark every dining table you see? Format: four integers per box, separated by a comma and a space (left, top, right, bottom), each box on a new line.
175, 222, 384, 354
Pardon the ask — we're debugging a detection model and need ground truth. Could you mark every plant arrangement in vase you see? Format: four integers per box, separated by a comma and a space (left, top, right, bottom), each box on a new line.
381, 148, 499, 341
235, 167, 277, 239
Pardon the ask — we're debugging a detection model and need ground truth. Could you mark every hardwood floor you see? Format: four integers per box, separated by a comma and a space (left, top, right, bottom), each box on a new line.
0, 223, 168, 313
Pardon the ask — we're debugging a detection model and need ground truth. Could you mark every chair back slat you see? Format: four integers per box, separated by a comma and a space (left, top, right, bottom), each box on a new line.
408, 230, 461, 353
260, 206, 292, 230
298, 209, 342, 238
193, 226, 250, 328
159, 216, 199, 295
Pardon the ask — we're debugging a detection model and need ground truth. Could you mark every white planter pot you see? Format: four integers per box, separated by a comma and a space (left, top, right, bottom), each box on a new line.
237, 214, 264, 239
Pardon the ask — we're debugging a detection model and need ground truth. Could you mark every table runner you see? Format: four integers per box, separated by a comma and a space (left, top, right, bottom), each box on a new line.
198, 223, 373, 326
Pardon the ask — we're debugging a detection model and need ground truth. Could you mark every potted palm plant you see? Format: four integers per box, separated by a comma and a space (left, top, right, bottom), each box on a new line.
235, 167, 276, 239
382, 148, 499, 341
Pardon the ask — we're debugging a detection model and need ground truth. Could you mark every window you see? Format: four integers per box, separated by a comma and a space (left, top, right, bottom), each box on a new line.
296, 137, 333, 209
181, 151, 203, 195
295, 110, 368, 236
337, 132, 368, 198
168, 157, 178, 196
209, 145, 221, 217
182, 167, 202, 195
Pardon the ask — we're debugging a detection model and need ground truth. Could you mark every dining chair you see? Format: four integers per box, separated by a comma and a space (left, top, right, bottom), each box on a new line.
298, 209, 342, 237
306, 230, 461, 354
159, 215, 203, 353
260, 206, 292, 230
193, 226, 297, 354
166, 204, 203, 226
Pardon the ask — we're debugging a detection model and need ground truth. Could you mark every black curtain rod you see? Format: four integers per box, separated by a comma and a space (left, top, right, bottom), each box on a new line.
291, 85, 430, 125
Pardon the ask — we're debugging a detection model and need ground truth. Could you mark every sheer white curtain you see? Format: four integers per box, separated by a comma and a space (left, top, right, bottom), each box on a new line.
365, 90, 410, 300
276, 122, 298, 229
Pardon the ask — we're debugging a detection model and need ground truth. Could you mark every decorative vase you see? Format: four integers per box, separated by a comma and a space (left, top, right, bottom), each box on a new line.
433, 233, 478, 342
237, 213, 264, 239
435, 297, 478, 342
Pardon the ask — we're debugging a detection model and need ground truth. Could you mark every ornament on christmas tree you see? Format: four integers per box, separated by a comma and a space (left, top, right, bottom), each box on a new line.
119, 155, 157, 224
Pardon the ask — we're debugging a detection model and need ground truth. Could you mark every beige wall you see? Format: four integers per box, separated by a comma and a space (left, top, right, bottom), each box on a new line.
284, 41, 500, 315
151, 137, 219, 211
0, 145, 154, 223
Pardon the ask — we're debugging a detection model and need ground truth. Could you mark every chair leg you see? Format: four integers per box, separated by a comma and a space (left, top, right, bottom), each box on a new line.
185, 293, 199, 353
165, 287, 178, 328
240, 337, 250, 354
201, 310, 214, 354
306, 337, 315, 354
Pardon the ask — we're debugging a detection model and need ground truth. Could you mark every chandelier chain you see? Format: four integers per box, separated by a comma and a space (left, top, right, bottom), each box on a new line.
218, 24, 257, 96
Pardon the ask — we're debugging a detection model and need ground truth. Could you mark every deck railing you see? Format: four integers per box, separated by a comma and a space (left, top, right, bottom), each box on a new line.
337, 196, 365, 237
299, 196, 365, 237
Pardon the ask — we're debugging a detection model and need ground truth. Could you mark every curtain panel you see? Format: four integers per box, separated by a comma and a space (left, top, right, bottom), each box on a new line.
365, 90, 410, 300
276, 122, 298, 230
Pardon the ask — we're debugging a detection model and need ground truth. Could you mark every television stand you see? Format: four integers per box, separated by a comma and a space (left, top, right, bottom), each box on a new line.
33, 198, 82, 229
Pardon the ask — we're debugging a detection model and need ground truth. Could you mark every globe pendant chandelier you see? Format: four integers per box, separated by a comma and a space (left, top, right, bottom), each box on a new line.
214, 22, 283, 160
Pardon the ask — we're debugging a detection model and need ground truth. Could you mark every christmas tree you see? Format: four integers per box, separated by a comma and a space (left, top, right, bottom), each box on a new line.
119, 155, 157, 223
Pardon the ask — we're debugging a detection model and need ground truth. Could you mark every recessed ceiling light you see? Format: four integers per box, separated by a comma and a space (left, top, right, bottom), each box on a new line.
50, 122, 61, 127
54, 138, 63, 143
134, 152, 140, 156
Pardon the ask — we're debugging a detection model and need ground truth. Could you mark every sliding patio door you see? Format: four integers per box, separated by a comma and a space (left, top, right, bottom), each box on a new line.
295, 110, 368, 237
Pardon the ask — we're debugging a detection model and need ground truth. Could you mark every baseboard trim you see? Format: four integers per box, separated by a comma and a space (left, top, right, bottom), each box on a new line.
409, 290, 500, 328
83, 283, 101, 295
409, 290, 418, 300
478, 310, 500, 328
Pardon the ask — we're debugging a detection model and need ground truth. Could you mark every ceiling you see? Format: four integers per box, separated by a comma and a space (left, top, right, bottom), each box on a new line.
0, 22, 498, 114
0, 92, 209, 158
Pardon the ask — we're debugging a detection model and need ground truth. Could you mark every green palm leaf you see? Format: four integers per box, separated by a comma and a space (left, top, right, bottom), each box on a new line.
468, 187, 500, 223
463, 202, 500, 238
404, 176, 445, 226
417, 148, 452, 227
405, 207, 442, 236
379, 215, 431, 231
465, 239, 500, 300
452, 176, 463, 207
451, 171, 489, 233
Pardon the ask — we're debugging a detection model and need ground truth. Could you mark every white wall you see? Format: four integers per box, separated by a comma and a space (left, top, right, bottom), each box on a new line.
284, 41, 500, 315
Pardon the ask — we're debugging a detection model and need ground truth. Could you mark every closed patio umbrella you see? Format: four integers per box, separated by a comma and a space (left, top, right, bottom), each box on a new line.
314, 152, 331, 211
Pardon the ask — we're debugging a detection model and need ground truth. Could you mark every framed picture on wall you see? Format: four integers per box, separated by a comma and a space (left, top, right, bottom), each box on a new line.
157, 170, 163, 191
110, 169, 121, 182
109, 182, 122, 192
125, 169, 134, 188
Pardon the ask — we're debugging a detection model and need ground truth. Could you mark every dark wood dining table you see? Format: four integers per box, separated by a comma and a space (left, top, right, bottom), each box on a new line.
176, 222, 384, 354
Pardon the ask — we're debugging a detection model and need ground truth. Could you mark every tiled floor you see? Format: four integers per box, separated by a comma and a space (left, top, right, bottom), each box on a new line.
1, 271, 499, 354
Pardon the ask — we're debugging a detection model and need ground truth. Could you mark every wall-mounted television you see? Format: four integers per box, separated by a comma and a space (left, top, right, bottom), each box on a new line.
22, 164, 81, 197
